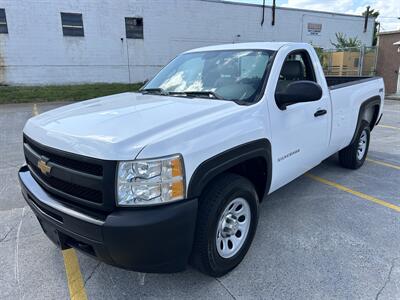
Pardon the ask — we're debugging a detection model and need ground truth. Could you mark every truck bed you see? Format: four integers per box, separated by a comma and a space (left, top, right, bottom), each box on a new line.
326, 76, 380, 90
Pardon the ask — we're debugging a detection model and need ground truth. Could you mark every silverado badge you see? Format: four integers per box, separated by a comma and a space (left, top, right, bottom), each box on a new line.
37, 159, 51, 175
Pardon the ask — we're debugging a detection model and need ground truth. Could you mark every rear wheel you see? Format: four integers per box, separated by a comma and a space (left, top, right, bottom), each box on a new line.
339, 121, 370, 169
191, 173, 259, 277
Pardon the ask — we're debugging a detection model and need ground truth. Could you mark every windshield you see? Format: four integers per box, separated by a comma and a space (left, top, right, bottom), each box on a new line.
143, 49, 275, 103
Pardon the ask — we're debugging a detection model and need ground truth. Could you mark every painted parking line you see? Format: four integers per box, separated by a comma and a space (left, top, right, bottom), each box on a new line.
306, 173, 400, 213
366, 158, 400, 171
377, 124, 400, 130
62, 248, 88, 300
30, 103, 87, 299
32, 103, 39, 116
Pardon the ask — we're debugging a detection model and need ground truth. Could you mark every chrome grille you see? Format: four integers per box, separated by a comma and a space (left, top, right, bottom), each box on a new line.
23, 135, 116, 212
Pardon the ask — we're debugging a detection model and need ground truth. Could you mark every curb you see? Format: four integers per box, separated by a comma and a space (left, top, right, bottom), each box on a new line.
385, 95, 400, 101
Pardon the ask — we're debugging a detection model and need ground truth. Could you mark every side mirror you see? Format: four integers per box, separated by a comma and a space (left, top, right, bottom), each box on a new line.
275, 81, 322, 110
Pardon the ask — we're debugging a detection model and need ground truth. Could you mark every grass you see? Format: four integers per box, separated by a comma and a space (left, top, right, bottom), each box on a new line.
0, 83, 144, 104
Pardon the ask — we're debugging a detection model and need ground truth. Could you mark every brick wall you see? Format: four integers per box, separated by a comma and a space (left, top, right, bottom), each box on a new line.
376, 31, 400, 95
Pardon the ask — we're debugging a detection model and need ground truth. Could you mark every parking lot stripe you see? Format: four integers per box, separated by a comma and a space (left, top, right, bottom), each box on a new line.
377, 124, 400, 130
306, 173, 400, 213
366, 158, 400, 171
32, 104, 39, 116
62, 249, 88, 300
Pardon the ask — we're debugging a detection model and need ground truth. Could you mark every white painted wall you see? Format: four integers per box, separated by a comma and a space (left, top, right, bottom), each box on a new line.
0, 0, 375, 85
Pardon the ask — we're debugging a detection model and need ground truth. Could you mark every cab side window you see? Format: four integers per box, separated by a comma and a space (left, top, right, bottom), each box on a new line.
276, 51, 316, 95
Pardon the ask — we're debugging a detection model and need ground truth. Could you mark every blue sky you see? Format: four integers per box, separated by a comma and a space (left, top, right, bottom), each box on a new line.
231, 0, 399, 31
233, 0, 365, 9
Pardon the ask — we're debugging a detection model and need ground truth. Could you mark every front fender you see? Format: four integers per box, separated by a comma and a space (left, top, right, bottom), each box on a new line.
187, 139, 272, 199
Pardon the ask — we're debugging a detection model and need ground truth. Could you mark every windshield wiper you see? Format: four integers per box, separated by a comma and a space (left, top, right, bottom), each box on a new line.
170, 91, 224, 100
140, 88, 169, 96
141, 88, 224, 100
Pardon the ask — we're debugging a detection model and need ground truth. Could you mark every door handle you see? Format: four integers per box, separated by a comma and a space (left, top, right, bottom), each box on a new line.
314, 109, 327, 117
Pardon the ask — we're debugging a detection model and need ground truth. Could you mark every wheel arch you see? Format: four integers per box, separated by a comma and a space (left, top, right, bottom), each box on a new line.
349, 95, 381, 145
187, 139, 272, 202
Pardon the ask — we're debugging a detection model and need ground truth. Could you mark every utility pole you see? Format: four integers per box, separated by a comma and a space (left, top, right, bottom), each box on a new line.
261, 0, 265, 26
272, 0, 276, 26
364, 6, 370, 32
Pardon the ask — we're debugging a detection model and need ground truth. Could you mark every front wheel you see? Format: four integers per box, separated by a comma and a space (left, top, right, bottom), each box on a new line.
339, 121, 370, 169
191, 173, 259, 277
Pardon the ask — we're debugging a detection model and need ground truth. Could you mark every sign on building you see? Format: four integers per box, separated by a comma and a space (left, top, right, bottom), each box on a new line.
307, 23, 322, 36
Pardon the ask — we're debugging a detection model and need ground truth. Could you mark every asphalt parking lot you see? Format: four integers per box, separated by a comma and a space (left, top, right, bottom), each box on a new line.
0, 99, 399, 299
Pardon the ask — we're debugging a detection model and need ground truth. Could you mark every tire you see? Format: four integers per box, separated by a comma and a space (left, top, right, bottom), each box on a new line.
339, 120, 370, 169
191, 173, 259, 277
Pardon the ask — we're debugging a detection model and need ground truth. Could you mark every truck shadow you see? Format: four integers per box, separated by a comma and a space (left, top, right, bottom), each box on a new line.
74, 171, 335, 298
74, 154, 399, 299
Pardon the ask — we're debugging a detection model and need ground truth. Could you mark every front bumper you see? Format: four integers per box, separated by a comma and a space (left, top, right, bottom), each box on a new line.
18, 165, 198, 273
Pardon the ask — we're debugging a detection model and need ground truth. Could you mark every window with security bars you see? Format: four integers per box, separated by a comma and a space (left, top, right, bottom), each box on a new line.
61, 12, 84, 36
0, 9, 8, 34
125, 17, 143, 39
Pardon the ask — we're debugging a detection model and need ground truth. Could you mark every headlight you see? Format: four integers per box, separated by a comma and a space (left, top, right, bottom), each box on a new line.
116, 155, 185, 206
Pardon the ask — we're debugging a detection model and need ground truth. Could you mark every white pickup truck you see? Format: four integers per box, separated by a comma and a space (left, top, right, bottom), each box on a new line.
19, 42, 384, 277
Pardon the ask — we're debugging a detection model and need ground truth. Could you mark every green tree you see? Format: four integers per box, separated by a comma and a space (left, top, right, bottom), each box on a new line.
309, 42, 325, 66
313, 46, 329, 69
330, 32, 362, 49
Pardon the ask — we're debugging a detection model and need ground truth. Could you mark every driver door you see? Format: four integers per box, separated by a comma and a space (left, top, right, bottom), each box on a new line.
268, 49, 330, 191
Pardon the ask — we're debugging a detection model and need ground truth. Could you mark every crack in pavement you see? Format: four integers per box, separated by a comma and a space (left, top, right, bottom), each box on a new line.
84, 261, 102, 286
69, 261, 101, 300
0, 227, 14, 242
14, 207, 26, 300
375, 257, 400, 300
0, 231, 42, 244
215, 277, 237, 300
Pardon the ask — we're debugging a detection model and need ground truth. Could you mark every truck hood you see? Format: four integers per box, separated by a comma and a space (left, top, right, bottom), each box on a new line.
24, 92, 240, 160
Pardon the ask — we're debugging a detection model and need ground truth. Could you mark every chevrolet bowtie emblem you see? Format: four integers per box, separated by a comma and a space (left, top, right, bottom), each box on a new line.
37, 158, 52, 176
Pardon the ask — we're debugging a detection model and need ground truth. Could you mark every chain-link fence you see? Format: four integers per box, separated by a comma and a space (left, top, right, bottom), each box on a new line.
318, 46, 378, 77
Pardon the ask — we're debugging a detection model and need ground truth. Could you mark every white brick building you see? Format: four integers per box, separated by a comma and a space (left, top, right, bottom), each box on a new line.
0, 0, 375, 85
